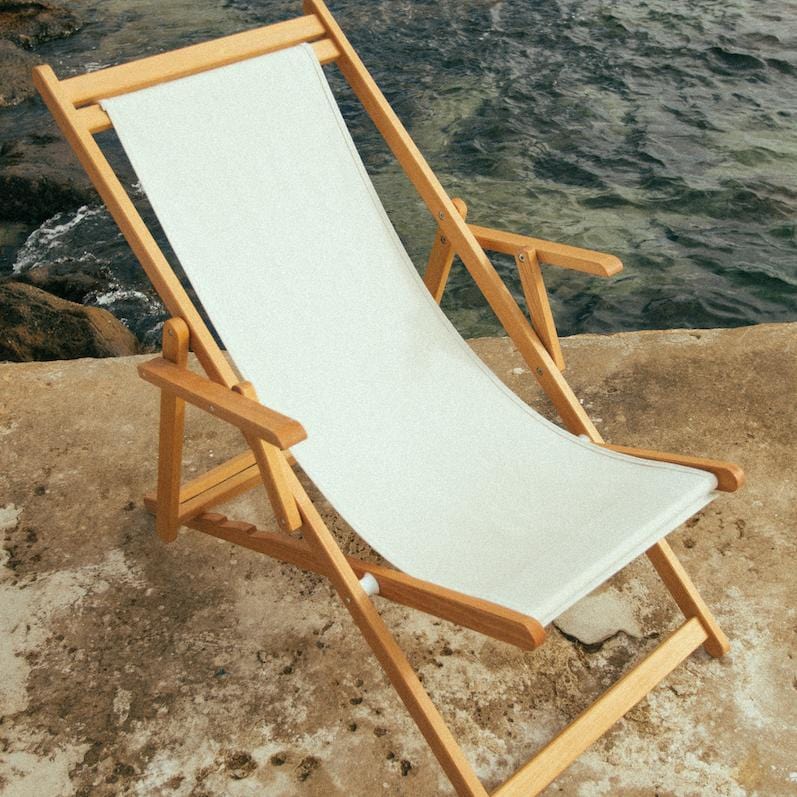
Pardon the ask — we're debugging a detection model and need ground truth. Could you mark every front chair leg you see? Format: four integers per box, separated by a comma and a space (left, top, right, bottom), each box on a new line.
155, 317, 190, 541
648, 539, 730, 658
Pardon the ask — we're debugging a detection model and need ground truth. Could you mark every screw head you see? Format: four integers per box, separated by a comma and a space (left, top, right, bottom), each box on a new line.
167, 327, 174, 337
518, 253, 526, 262
438, 211, 445, 220
208, 404, 215, 413
440, 235, 447, 244
535, 367, 544, 376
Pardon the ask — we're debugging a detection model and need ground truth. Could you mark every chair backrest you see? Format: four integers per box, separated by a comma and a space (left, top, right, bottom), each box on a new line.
100, 44, 717, 627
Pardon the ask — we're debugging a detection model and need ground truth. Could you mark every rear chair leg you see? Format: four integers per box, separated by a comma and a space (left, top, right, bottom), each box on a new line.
647, 539, 730, 657
155, 317, 189, 541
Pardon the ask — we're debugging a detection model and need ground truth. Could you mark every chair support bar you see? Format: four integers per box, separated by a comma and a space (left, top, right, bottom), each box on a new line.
169, 508, 546, 651
493, 617, 707, 796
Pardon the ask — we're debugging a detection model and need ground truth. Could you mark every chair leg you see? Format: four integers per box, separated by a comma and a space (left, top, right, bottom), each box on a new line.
155, 317, 189, 541
647, 539, 730, 658
295, 484, 488, 797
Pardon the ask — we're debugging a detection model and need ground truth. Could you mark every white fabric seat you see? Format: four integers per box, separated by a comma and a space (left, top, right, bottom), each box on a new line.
104, 44, 717, 626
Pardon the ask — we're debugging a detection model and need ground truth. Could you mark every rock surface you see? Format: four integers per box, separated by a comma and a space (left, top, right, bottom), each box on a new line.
13, 254, 111, 303
0, 39, 36, 107
0, 280, 138, 360
0, 134, 97, 223
0, 323, 795, 795
0, 1, 79, 49
554, 589, 644, 647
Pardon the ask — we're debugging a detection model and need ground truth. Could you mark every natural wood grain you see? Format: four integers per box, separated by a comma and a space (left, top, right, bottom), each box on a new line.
601, 443, 745, 492
155, 318, 189, 542
493, 618, 707, 796
234, 381, 302, 532
647, 540, 730, 658
137, 357, 306, 448
146, 464, 261, 522
423, 197, 468, 302
61, 16, 334, 106
471, 224, 623, 277
187, 509, 544, 651
515, 248, 565, 371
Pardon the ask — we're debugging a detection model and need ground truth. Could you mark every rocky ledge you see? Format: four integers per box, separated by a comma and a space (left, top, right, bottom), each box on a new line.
0, 280, 138, 359
0, 323, 794, 795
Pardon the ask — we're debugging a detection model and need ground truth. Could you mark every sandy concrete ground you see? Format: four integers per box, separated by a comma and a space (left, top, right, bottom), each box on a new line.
0, 323, 795, 797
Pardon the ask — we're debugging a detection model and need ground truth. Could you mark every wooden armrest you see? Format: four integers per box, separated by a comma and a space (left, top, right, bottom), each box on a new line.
600, 443, 744, 492
137, 357, 307, 449
469, 223, 623, 277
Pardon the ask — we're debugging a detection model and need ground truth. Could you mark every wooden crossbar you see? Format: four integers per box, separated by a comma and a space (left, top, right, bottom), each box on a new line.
143, 451, 260, 522
61, 15, 334, 107
493, 617, 708, 796
174, 509, 545, 650
72, 38, 341, 135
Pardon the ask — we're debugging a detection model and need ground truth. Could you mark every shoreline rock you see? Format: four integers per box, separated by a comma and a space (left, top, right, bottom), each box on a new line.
0, 1, 80, 49
0, 134, 98, 224
0, 280, 139, 360
0, 39, 36, 107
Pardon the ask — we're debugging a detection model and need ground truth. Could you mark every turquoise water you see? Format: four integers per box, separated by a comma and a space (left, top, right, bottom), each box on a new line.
4, 0, 796, 344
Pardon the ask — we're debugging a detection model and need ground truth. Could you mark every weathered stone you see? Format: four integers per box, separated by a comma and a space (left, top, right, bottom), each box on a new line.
0, 134, 97, 223
554, 589, 643, 647
0, 280, 138, 360
0, 1, 79, 49
0, 324, 794, 795
14, 257, 111, 303
0, 39, 36, 107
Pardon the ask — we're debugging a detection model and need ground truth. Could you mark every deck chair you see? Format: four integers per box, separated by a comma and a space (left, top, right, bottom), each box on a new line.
34, 3, 745, 794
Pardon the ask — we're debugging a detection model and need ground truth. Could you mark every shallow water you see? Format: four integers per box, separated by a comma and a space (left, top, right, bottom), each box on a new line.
3, 0, 796, 344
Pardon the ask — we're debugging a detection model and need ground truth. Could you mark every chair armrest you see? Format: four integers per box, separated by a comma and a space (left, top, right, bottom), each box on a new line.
138, 357, 307, 449
469, 223, 623, 277
600, 443, 745, 492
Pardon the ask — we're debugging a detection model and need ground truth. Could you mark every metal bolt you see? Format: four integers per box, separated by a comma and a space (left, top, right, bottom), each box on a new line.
440, 235, 447, 244
438, 211, 445, 220
518, 253, 526, 262
535, 367, 543, 376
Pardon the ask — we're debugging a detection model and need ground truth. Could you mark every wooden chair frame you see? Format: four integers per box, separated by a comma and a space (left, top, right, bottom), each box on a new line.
34, 3, 745, 794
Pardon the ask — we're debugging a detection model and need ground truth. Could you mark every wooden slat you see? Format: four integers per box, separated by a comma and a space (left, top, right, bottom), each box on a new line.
306, 0, 601, 443
601, 443, 744, 492
493, 618, 707, 797
72, 38, 340, 135
137, 357, 306, 448
647, 540, 730, 658
423, 197, 468, 302
188, 509, 545, 651
471, 224, 623, 277
155, 318, 189, 542
33, 65, 239, 388
234, 381, 302, 532
143, 458, 261, 519
515, 249, 565, 371
61, 15, 330, 106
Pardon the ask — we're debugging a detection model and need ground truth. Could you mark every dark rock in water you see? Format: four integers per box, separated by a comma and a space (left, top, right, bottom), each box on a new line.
0, 134, 97, 223
0, 1, 80, 49
0, 280, 139, 361
14, 257, 112, 303
0, 39, 36, 107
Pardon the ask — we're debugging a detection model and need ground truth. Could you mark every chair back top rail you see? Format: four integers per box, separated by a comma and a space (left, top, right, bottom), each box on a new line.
61, 14, 333, 107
